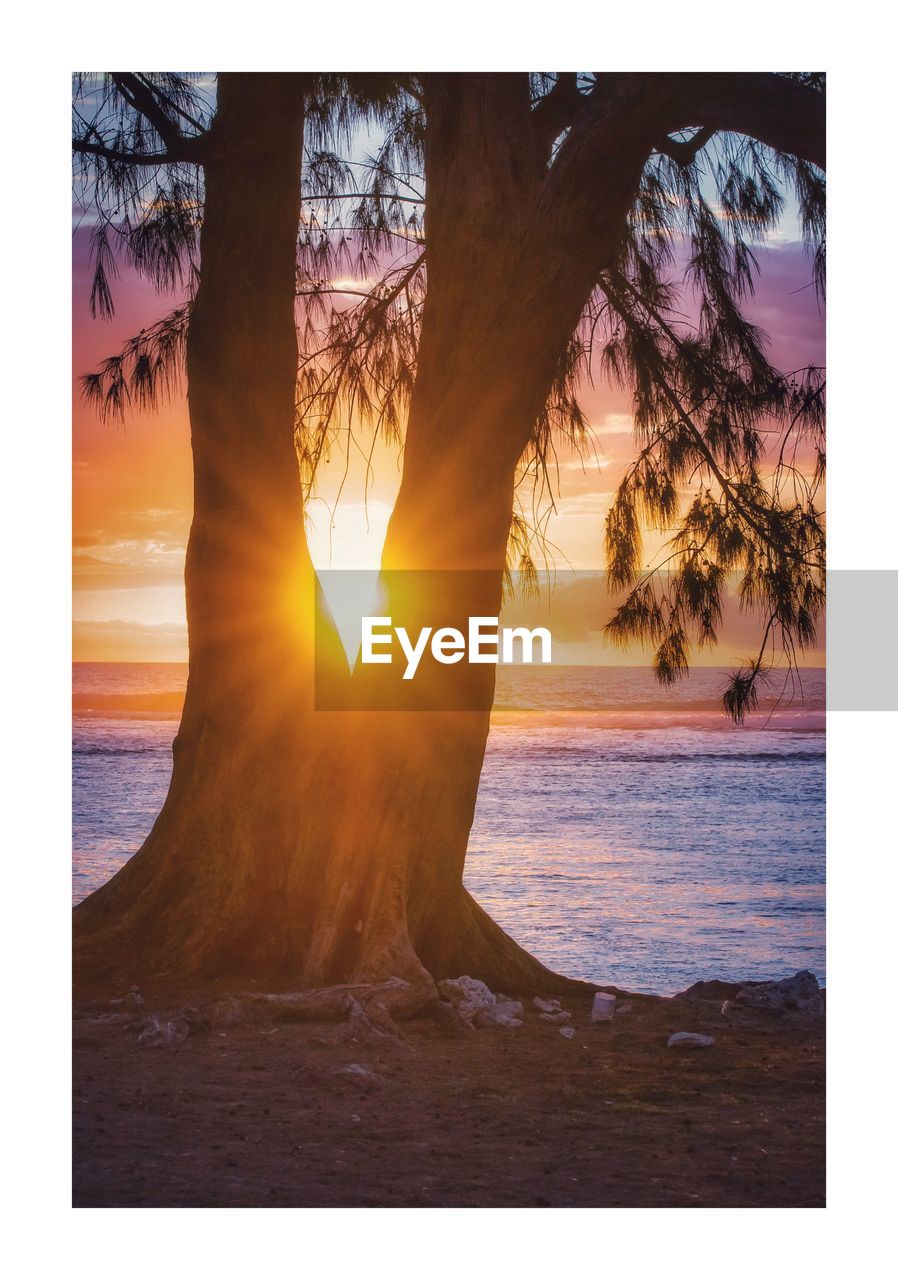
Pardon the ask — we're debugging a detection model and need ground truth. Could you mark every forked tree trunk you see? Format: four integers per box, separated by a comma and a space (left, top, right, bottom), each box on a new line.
74, 74, 620, 1004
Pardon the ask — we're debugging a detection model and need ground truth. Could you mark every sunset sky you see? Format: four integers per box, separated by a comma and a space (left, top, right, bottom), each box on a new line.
73, 207, 825, 665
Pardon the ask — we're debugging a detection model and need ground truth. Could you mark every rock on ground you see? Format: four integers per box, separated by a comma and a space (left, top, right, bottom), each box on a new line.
667, 1031, 715, 1049
137, 1016, 190, 1048
676, 972, 825, 1018
335, 1063, 383, 1086
437, 977, 524, 1028
475, 1001, 524, 1029
733, 970, 824, 1015
533, 997, 561, 1013
437, 976, 496, 1024
675, 979, 746, 1003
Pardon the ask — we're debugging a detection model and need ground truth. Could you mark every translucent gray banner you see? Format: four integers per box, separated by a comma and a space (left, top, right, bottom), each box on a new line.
827, 570, 898, 711
312, 568, 840, 721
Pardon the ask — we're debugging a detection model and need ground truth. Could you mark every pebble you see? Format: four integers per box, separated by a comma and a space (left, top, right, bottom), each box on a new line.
137, 1016, 189, 1048
667, 1031, 715, 1049
336, 1063, 382, 1085
533, 997, 561, 1013
475, 1001, 524, 1029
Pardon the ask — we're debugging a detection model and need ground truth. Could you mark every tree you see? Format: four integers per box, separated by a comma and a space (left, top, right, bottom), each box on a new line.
73, 71, 325, 984
73, 73, 825, 1010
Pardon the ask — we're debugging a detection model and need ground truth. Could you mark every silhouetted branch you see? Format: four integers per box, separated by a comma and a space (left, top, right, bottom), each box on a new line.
656, 73, 825, 170
111, 74, 186, 149
72, 138, 184, 167
81, 304, 191, 424
656, 125, 715, 167
74, 74, 209, 166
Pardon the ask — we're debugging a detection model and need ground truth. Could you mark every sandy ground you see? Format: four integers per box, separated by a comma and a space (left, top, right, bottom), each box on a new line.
73, 986, 824, 1208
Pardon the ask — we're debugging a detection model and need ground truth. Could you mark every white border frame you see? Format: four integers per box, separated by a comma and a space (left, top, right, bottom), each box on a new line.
2, 4, 895, 1272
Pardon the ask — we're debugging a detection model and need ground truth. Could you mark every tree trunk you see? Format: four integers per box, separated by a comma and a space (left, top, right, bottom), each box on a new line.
298, 75, 608, 996
74, 74, 324, 984
318, 373, 588, 997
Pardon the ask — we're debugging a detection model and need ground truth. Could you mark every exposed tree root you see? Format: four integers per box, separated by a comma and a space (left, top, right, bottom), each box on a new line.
73, 900, 603, 1052
417, 889, 596, 999
199, 976, 438, 1035
76, 977, 439, 1049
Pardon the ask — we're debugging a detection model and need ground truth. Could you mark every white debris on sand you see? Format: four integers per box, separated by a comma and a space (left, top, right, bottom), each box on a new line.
437, 977, 523, 1027
591, 992, 617, 1022
559, 1026, 576, 1039
476, 1001, 524, 1029
137, 1016, 189, 1048
434, 976, 598, 1033
336, 1063, 383, 1085
437, 976, 496, 1024
667, 1031, 715, 1049
533, 997, 561, 1013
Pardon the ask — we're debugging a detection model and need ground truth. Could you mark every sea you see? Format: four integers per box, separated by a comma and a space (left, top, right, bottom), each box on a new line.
73, 663, 825, 995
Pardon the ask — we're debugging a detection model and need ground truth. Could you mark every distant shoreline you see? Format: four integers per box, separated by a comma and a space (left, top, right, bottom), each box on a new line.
73, 661, 826, 731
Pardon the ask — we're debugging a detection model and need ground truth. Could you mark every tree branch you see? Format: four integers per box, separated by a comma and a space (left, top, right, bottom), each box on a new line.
111, 74, 184, 148
527, 71, 824, 324
72, 138, 182, 167
108, 74, 207, 164
656, 124, 715, 168
134, 74, 208, 135
654, 73, 825, 170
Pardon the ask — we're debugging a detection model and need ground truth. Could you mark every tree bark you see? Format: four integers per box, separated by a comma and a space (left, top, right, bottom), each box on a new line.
325, 76, 594, 992
74, 74, 322, 984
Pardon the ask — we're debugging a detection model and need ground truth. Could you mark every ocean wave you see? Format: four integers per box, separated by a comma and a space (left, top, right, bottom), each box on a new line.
73, 692, 185, 714
490, 708, 825, 732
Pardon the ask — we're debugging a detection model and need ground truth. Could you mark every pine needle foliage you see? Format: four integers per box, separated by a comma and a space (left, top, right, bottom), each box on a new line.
592, 121, 825, 719
73, 73, 212, 417
291, 75, 825, 719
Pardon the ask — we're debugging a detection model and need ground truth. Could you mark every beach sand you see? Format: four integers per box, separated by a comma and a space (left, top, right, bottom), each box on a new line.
73, 988, 824, 1207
